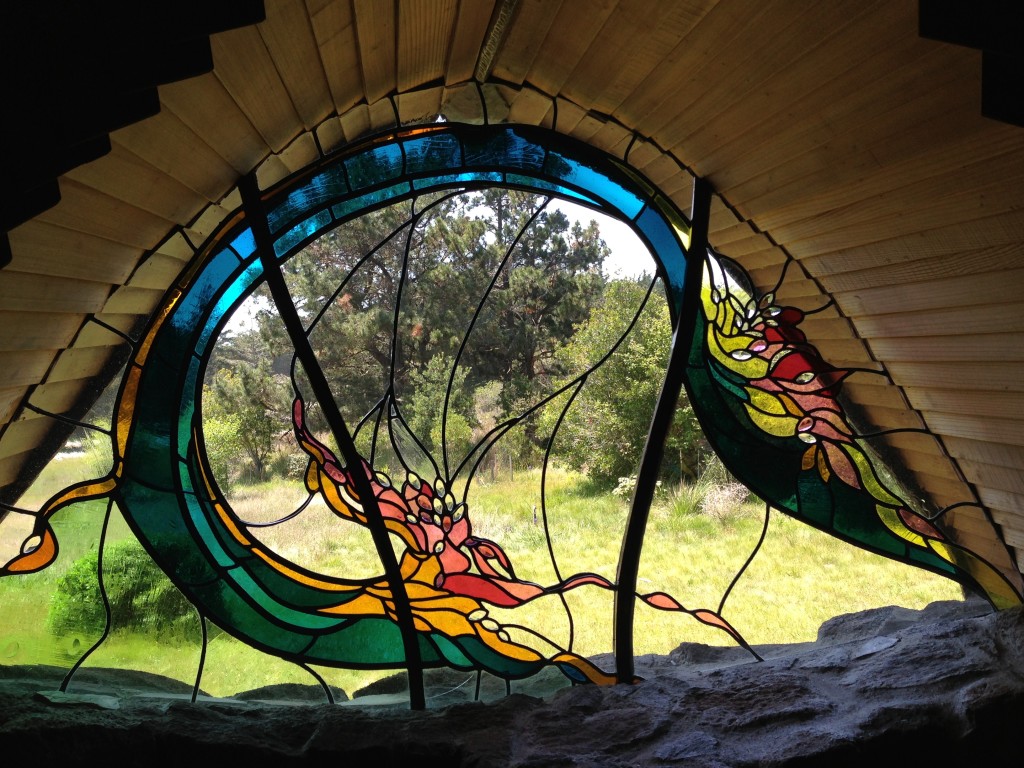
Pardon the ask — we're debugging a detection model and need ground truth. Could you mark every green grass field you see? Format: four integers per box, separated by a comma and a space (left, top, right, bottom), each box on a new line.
1, 454, 963, 699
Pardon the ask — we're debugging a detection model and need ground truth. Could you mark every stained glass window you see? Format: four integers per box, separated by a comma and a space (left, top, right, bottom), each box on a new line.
2, 123, 1019, 709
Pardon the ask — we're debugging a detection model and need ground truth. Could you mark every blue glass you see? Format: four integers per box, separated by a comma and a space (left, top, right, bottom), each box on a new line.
345, 143, 404, 190
273, 209, 335, 258
544, 152, 646, 220
267, 166, 350, 235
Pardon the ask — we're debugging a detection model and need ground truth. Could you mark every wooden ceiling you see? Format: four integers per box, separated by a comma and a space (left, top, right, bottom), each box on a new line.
2, 1, 1023, 595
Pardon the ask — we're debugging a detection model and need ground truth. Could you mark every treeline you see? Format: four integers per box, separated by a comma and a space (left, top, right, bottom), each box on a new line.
203, 188, 707, 491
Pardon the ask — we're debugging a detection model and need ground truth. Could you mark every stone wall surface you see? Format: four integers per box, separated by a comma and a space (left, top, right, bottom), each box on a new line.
2, 599, 1022, 767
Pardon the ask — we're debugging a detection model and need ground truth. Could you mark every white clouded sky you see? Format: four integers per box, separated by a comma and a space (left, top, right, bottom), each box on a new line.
550, 199, 655, 278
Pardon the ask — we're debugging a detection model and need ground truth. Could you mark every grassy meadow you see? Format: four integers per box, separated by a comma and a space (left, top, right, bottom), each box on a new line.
1, 451, 963, 699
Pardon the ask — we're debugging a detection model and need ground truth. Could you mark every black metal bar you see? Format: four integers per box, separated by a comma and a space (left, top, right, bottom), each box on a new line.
238, 173, 426, 710
613, 177, 712, 683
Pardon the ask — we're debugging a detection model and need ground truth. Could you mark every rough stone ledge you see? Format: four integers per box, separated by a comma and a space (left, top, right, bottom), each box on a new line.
2, 599, 1022, 767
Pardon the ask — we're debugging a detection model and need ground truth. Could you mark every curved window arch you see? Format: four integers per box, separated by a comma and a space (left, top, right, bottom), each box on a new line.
3, 122, 1018, 709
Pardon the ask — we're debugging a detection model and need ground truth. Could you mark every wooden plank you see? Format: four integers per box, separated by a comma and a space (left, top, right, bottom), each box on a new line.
126, 254, 188, 292
550, 97, 588, 135
46, 347, 119, 385
833, 269, 1024, 317
560, 0, 714, 116
775, 171, 1024, 261
159, 73, 269, 175
846, 403, 928, 432
155, 231, 199, 262
38, 179, 175, 251
767, 147, 1024, 253
315, 116, 347, 155
944, 436, 1024, 471
616, 0, 776, 129
887, 360, 1024, 393
256, 154, 293, 192
397, 0, 458, 92
278, 132, 321, 176
842, 381, 913, 411
0, 272, 111, 315
368, 96, 403, 132
6, 220, 141, 284
184, 202, 235, 243
259, 0, 333, 128
353, 0, 397, 104
869, 333, 1024, 364
817, 243, 1024, 296
113, 104, 241, 200
0, 350, 57, 388
66, 141, 208, 224
210, 24, 303, 152
0, 386, 25, 425
0, 312, 84, 352
978, 487, 1024, 516
100, 287, 167, 316
491, 0, 565, 85
744, 101, 1020, 232
26, 379, 98, 418
507, 86, 554, 126
339, 103, 372, 143
0, 416, 56, 461
397, 86, 444, 124
662, 0, 893, 164
914, 409, 1024, 447
445, 0, 496, 84
308, 0, 363, 113
852, 302, 1023, 339
703, 25, 946, 189
72, 319, 133, 349
958, 459, 1024, 497
800, 209, 1024, 277
796, 315, 857, 341
905, 386, 1024, 420
90, 313, 146, 338
522, 0, 618, 96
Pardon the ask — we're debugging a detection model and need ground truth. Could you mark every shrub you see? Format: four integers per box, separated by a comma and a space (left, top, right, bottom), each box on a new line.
46, 538, 201, 642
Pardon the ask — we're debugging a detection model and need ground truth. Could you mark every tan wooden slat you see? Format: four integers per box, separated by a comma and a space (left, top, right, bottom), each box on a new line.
46, 347, 119, 385
0, 386, 24, 425
127, 254, 188, 292
852, 302, 1023, 339
159, 73, 269, 175
278, 132, 321, 176
75, 319, 134, 349
66, 141, 208, 224
89, 313, 145, 337
776, 172, 1024, 260
26, 379, 98, 418
703, 23, 945, 189
257, 154, 293, 190
958, 459, 1024, 497
944, 436, 1024, 471
0, 272, 111, 315
397, 86, 444, 124
491, 0, 563, 86
0, 451, 27, 488
445, 0, 496, 84
397, 0, 458, 92
916, 410, 1024, 447
845, 403, 928, 432
616, 0, 779, 129
801, 209, 1024, 276
663, 0, 893, 165
842, 381, 913, 411
522, 0, 619, 96
834, 269, 1024, 317
819, 244, 1024, 296
210, 24, 303, 152
155, 231, 200, 263
744, 105, 1020, 232
870, 333, 1024, 365
888, 360, 1024, 394
0, 312, 84, 353
339, 103, 372, 143
315, 116, 347, 155
37, 179, 175, 250
767, 145, 1024, 252
0, 417, 56, 461
368, 97, 403, 132
560, 0, 714, 116
353, 0, 397, 104
979, 487, 1024, 516
6, 221, 141, 284
100, 287, 168, 316
0, 351, 58, 388
507, 87, 554, 126
308, 0, 363, 113
259, 0, 334, 129
113, 106, 242, 201
905, 387, 1024, 420
796, 315, 857, 341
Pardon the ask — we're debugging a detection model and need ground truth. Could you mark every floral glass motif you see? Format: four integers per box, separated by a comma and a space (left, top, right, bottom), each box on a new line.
2, 123, 1019, 708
